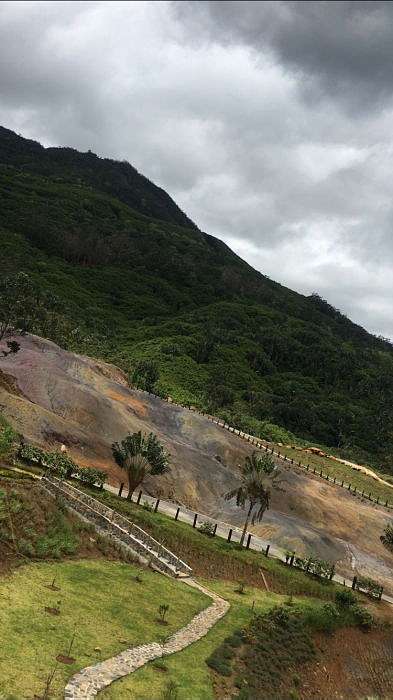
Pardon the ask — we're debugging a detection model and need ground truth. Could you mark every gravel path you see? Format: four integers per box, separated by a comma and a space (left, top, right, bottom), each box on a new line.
64, 579, 229, 699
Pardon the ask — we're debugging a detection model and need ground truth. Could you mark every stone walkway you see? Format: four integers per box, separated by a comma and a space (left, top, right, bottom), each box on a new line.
64, 579, 229, 699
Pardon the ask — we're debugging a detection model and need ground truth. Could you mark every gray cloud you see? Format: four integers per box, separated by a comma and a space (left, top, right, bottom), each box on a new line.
0, 1, 393, 337
177, 1, 393, 111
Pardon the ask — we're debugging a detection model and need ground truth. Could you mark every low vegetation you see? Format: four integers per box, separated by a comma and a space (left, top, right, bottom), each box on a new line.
0, 559, 208, 698
100, 579, 374, 700
77, 483, 345, 600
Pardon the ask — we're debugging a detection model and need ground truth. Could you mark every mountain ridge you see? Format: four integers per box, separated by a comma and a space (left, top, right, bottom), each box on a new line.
1, 125, 393, 469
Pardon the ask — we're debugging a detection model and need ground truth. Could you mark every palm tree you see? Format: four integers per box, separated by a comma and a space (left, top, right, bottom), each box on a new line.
112, 431, 170, 500
225, 452, 276, 547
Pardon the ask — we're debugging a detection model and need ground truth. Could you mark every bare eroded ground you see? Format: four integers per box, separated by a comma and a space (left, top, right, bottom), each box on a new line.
1, 334, 393, 593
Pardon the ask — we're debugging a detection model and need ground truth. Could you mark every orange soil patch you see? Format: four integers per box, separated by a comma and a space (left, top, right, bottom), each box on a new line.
105, 389, 148, 417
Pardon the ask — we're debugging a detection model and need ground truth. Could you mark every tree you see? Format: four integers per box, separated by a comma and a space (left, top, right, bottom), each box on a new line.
225, 452, 277, 547
0, 272, 60, 343
132, 360, 160, 393
381, 522, 393, 552
112, 431, 170, 500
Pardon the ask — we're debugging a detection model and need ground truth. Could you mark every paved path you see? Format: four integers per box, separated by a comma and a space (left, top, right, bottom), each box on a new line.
64, 579, 229, 699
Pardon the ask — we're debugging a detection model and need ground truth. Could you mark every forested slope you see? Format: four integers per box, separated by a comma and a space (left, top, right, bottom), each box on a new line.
1, 126, 392, 469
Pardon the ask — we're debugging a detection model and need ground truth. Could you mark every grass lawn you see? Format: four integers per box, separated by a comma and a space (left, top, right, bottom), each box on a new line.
99, 580, 346, 699
0, 559, 209, 698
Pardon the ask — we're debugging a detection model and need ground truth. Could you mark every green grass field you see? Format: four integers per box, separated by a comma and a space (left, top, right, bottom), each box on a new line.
100, 580, 280, 700
0, 560, 209, 698
99, 580, 357, 700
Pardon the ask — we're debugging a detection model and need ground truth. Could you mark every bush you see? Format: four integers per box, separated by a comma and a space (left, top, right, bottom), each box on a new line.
352, 604, 373, 630
335, 588, 356, 608
198, 520, 216, 537
293, 555, 334, 580
354, 576, 383, 600
320, 603, 340, 632
78, 467, 107, 488
18, 443, 46, 466
206, 630, 244, 676
0, 416, 17, 457
44, 451, 79, 479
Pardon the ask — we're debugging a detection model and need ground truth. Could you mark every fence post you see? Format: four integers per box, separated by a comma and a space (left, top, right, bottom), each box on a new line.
289, 553, 295, 567
154, 498, 160, 513
329, 565, 335, 581
306, 464, 309, 471
354, 486, 357, 494
379, 586, 383, 601
341, 480, 344, 487
193, 513, 198, 528
175, 507, 180, 521
352, 575, 357, 590
333, 477, 336, 484
246, 533, 252, 549
137, 490, 142, 505
265, 544, 270, 557
291, 458, 294, 465
213, 523, 217, 536
385, 500, 388, 507
313, 467, 316, 474
377, 497, 379, 504
320, 469, 323, 477
227, 528, 233, 543
348, 483, 351, 491
118, 482, 124, 498
368, 492, 371, 500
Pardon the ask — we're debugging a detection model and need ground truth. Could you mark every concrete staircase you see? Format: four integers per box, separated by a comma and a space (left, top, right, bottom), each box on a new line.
41, 474, 192, 578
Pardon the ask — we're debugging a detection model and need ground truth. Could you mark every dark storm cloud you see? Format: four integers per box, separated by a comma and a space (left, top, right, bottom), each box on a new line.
178, 1, 393, 110
1, 1, 393, 337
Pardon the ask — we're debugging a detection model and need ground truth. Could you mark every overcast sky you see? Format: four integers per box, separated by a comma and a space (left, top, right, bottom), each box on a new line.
1, 1, 393, 338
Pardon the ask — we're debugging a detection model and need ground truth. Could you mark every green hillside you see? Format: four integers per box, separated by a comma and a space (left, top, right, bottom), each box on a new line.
1, 126, 393, 470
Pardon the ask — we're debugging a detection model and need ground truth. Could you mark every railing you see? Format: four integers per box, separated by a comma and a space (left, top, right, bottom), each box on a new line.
43, 474, 192, 576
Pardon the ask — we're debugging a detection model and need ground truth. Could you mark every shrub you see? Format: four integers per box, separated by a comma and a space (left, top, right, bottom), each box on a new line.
335, 588, 356, 608
78, 467, 107, 488
18, 443, 46, 465
381, 522, 393, 552
44, 451, 78, 479
0, 416, 17, 457
352, 604, 373, 630
354, 576, 383, 600
206, 630, 244, 676
198, 520, 215, 537
294, 555, 334, 580
320, 603, 340, 632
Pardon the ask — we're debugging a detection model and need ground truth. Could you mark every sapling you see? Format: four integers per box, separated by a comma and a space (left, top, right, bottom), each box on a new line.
158, 603, 169, 624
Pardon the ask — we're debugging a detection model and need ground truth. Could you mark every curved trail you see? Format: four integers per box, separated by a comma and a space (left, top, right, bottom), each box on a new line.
64, 579, 229, 699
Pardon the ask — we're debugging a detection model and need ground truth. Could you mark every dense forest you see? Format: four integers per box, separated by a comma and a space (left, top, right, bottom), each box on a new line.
1, 125, 393, 471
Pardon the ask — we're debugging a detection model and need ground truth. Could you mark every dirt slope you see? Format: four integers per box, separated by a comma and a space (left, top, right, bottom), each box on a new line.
1, 334, 393, 593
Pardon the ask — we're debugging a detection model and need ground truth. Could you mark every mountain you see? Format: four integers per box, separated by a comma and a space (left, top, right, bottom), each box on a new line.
1, 125, 393, 470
